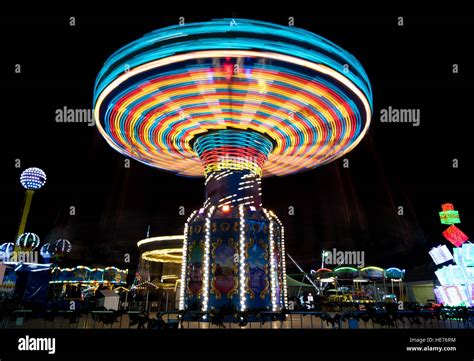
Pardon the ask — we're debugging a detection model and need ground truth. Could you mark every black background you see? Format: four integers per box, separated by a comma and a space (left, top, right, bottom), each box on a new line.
1, 15, 473, 282
0, 328, 472, 358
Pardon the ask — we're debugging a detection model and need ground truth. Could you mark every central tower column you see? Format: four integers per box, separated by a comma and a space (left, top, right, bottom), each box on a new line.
193, 129, 273, 208
179, 129, 287, 316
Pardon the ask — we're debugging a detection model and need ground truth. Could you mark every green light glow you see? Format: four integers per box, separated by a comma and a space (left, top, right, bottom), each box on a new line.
439, 210, 461, 225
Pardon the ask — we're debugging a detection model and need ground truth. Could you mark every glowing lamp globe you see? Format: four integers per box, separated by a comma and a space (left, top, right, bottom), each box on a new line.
16, 232, 40, 250
0, 242, 15, 255
53, 239, 72, 254
93, 19, 372, 313
20, 167, 47, 190
40, 242, 54, 258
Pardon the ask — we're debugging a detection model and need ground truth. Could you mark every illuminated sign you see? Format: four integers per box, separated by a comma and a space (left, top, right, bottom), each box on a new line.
443, 225, 468, 247
429, 245, 453, 265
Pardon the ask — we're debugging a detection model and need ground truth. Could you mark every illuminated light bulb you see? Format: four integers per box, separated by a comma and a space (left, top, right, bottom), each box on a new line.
54, 239, 72, 254
0, 243, 15, 258
179, 210, 198, 311
20, 167, 47, 190
238, 204, 247, 311
222, 204, 231, 213
16, 232, 40, 250
201, 205, 215, 312
40, 243, 53, 258
263, 208, 278, 311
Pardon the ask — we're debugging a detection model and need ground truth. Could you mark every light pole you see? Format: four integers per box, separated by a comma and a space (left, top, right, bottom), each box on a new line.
321, 250, 329, 269
17, 168, 46, 238
320, 250, 329, 291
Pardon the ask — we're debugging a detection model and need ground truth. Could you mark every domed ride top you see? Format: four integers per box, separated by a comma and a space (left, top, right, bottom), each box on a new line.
16, 232, 40, 250
93, 19, 373, 177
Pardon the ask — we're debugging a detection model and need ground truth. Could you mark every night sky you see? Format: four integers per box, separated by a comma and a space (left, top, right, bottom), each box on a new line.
1, 15, 473, 282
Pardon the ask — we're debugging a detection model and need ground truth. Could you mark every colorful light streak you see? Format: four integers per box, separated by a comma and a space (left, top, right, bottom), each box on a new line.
136, 235, 185, 247
201, 205, 216, 313
141, 249, 182, 263
93, 19, 372, 178
49, 266, 128, 284
238, 204, 247, 311
193, 130, 273, 177
93, 19, 372, 313
179, 211, 197, 310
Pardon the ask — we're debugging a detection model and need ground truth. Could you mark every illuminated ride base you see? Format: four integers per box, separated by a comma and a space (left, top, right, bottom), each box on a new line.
93, 19, 373, 314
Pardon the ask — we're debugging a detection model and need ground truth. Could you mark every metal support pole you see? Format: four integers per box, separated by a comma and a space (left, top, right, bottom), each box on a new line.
17, 190, 35, 238
287, 253, 318, 290
145, 291, 150, 312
